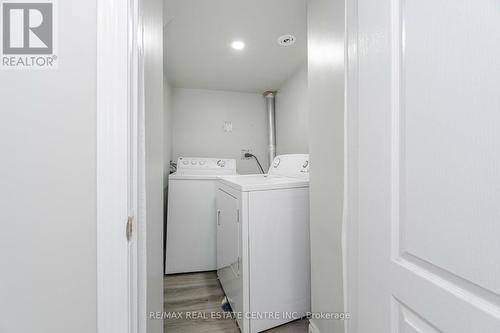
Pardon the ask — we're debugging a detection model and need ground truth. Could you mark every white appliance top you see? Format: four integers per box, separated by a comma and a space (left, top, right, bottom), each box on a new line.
217, 154, 310, 191
217, 174, 308, 192
170, 157, 237, 180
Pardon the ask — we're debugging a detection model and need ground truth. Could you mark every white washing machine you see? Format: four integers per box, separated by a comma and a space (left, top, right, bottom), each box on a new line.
216, 154, 310, 333
165, 157, 236, 274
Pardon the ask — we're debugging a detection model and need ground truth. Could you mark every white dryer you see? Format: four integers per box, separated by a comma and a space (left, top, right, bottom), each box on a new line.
165, 157, 236, 274
216, 154, 310, 333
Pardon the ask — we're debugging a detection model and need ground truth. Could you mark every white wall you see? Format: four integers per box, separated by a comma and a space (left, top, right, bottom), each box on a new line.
308, 0, 345, 331
0, 0, 97, 332
276, 64, 309, 155
143, 0, 164, 331
172, 88, 268, 174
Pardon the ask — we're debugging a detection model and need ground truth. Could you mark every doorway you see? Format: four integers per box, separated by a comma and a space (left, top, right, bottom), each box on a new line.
162, 1, 309, 332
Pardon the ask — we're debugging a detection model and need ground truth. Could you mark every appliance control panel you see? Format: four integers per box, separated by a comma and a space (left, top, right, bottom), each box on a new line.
176, 157, 237, 175
268, 154, 310, 178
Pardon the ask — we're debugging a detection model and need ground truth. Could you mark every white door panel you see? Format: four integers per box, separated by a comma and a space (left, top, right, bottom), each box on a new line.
395, 301, 442, 333
351, 0, 500, 332
216, 189, 239, 270
402, 0, 500, 296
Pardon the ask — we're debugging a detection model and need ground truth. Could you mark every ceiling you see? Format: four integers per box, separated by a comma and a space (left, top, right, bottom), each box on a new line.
163, 0, 307, 93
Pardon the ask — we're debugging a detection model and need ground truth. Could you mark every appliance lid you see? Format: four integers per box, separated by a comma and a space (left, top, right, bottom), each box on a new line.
217, 174, 309, 192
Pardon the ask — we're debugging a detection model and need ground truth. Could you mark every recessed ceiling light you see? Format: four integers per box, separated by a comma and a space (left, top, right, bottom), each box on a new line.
277, 34, 296, 47
231, 41, 245, 50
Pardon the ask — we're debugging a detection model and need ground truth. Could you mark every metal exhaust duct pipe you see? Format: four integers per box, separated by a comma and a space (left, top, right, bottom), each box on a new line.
264, 91, 277, 168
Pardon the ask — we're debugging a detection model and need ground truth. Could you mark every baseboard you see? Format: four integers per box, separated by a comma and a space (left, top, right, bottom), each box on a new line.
309, 320, 320, 333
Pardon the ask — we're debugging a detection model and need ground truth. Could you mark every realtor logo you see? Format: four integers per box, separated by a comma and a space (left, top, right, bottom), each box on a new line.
1, 0, 57, 69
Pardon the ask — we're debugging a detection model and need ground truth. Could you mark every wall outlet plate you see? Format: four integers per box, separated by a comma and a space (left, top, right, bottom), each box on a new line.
241, 149, 253, 160
223, 121, 233, 132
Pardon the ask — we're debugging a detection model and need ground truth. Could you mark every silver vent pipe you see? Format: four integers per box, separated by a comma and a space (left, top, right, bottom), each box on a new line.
264, 91, 277, 169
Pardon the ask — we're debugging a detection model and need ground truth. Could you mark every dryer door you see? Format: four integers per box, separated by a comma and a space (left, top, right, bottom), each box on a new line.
216, 188, 239, 270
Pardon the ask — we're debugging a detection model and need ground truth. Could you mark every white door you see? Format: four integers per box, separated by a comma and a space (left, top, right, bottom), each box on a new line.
349, 0, 500, 332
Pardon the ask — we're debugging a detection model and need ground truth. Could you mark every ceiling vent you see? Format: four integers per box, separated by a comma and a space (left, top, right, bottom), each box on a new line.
277, 34, 296, 47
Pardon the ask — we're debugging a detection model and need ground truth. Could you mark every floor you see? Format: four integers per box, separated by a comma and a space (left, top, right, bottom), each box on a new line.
164, 271, 309, 333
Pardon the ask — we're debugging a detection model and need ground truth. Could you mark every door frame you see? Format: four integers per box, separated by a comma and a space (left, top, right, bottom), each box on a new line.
96, 0, 144, 332
343, 0, 359, 331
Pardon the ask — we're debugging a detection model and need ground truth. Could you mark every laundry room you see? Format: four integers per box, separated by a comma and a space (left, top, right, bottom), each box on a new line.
163, 0, 309, 332
160, 1, 343, 332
